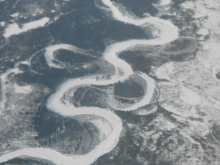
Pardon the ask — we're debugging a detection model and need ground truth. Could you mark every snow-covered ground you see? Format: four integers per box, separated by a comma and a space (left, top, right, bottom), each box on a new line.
10, 13, 19, 18
0, 22, 5, 27
0, 0, 179, 164
155, 62, 175, 80
0, 61, 28, 113
180, 86, 200, 105
91, 118, 112, 142
3, 17, 50, 38
159, 0, 172, 6
14, 84, 32, 94
197, 28, 209, 36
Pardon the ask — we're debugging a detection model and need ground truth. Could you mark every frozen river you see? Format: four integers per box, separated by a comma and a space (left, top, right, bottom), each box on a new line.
0, 0, 179, 164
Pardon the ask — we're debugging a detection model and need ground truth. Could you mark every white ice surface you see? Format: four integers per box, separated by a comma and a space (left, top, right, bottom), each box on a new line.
3, 17, 50, 38
0, 0, 179, 164
159, 0, 172, 5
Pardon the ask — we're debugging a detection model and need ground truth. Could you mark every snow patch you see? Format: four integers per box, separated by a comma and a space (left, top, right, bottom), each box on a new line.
82, 65, 88, 68
181, 1, 195, 9
197, 28, 209, 36
0, 22, 5, 27
3, 17, 50, 38
91, 118, 112, 141
155, 67, 170, 80
14, 84, 32, 94
166, 121, 175, 130
10, 13, 19, 17
180, 86, 200, 105
155, 62, 174, 80
189, 121, 209, 136
159, 0, 172, 6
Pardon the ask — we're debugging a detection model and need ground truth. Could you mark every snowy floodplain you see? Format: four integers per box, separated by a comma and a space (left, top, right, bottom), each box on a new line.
0, 61, 28, 113
159, 0, 172, 6
3, 17, 50, 38
0, 0, 179, 164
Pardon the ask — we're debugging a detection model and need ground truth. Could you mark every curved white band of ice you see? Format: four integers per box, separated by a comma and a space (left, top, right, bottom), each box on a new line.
0, 0, 179, 164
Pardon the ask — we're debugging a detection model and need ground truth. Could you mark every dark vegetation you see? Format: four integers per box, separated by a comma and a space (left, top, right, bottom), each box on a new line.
115, 97, 135, 104
165, 39, 190, 52
216, 71, 220, 80
32, 105, 99, 154
94, 108, 187, 165
48, 0, 148, 53
112, 0, 160, 17
72, 86, 106, 108
0, 157, 56, 165
114, 79, 144, 98
30, 50, 50, 74
118, 38, 197, 75
0, 0, 148, 73
168, 52, 196, 62
119, 51, 169, 74
161, 7, 198, 37
212, 123, 220, 141
25, 45, 104, 94
0, 28, 51, 73
55, 49, 96, 64
15, 61, 100, 91
164, 38, 197, 53
172, 0, 189, 9
0, 0, 210, 164
94, 105, 215, 165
